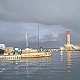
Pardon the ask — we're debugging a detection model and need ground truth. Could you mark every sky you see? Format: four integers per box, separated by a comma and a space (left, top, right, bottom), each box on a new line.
0, 0, 80, 48
0, 22, 67, 42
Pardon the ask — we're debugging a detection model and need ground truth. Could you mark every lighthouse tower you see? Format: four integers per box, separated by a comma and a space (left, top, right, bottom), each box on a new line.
64, 31, 72, 51
66, 31, 71, 45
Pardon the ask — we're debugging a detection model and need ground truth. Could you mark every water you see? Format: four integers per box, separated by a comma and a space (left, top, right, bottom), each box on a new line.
0, 51, 80, 80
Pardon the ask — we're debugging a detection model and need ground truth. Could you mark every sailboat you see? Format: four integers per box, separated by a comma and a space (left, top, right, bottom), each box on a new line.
21, 24, 52, 58
0, 25, 52, 61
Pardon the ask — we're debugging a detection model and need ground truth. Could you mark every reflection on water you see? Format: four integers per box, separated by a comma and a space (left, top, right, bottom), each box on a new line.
66, 51, 72, 72
0, 52, 80, 80
0, 57, 52, 63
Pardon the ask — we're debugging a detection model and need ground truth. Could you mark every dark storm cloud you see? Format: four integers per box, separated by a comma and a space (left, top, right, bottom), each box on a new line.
0, 0, 80, 31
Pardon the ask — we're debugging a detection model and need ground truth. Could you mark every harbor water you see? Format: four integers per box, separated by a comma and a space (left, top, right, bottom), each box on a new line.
0, 51, 80, 80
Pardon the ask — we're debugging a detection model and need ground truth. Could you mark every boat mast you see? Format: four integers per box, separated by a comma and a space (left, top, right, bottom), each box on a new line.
26, 32, 29, 48
38, 24, 39, 52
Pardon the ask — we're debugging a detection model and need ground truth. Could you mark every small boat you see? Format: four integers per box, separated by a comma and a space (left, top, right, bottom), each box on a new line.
21, 52, 52, 58
21, 48, 52, 58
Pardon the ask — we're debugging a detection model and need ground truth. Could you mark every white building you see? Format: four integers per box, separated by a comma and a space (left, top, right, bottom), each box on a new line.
0, 44, 6, 50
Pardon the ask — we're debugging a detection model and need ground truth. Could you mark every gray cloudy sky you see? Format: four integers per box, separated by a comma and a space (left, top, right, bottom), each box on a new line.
0, 21, 67, 41
0, 0, 80, 28
0, 0, 80, 48
0, 0, 80, 30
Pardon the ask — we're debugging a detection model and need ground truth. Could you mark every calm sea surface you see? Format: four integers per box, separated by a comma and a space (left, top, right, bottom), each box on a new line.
0, 51, 80, 80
